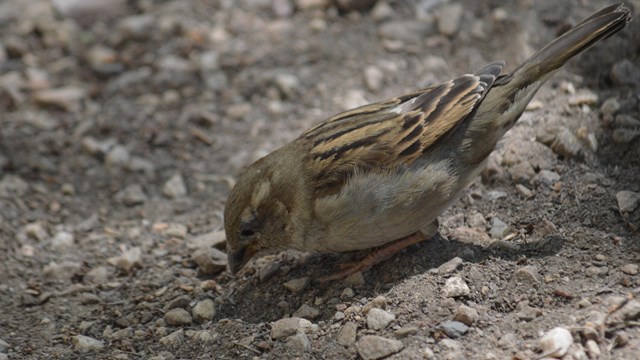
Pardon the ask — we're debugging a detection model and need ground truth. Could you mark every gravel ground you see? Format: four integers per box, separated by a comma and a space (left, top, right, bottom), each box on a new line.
1, 0, 639, 359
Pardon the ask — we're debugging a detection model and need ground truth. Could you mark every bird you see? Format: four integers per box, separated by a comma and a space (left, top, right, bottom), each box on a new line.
224, 3, 632, 282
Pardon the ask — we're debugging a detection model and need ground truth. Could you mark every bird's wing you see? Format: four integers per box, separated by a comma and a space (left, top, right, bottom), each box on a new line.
301, 62, 504, 197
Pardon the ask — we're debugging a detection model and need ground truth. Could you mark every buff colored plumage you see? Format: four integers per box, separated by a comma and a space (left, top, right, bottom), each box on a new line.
224, 4, 631, 280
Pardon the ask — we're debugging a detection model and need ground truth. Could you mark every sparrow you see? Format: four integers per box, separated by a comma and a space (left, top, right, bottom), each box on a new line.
224, 4, 631, 281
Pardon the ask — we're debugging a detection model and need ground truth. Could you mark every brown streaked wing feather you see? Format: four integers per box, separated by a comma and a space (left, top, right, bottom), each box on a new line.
302, 74, 492, 197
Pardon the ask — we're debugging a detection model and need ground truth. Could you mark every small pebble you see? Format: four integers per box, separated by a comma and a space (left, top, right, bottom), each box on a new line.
73, 335, 104, 353
293, 304, 320, 320
283, 277, 310, 293
568, 90, 598, 106
539, 327, 573, 358
159, 329, 185, 347
337, 322, 357, 346
271, 317, 312, 339
435, 321, 469, 338
363, 66, 384, 92
616, 191, 640, 213
356, 335, 404, 360
442, 277, 470, 298
286, 333, 311, 352
585, 339, 600, 358
164, 308, 192, 326
489, 217, 509, 239
515, 184, 534, 198
362, 295, 386, 313
191, 248, 227, 275
108, 247, 142, 272
366, 308, 395, 330
512, 265, 540, 285
192, 299, 216, 322
453, 304, 479, 326
340, 287, 355, 299
438, 257, 463, 274
162, 173, 187, 198
620, 263, 639, 275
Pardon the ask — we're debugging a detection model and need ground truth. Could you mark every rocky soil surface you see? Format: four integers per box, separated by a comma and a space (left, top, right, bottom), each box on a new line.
1, 0, 639, 359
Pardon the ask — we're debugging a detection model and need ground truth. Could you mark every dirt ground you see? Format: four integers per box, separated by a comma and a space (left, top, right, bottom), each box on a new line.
1, 0, 639, 359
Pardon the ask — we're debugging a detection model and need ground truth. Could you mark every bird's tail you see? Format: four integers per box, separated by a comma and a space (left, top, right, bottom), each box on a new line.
509, 3, 631, 86
464, 3, 631, 165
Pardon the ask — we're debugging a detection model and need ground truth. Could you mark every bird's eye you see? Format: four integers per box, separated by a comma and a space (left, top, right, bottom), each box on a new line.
240, 229, 255, 237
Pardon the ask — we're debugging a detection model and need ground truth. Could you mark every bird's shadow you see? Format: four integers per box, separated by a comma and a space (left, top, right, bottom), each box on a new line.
215, 232, 564, 324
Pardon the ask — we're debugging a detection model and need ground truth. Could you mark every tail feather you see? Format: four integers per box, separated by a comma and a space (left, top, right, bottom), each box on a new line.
509, 3, 631, 83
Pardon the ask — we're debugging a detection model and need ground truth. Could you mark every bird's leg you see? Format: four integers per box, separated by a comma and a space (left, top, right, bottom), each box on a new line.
318, 220, 439, 282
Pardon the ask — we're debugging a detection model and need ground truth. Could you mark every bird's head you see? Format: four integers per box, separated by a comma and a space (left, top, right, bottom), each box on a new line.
224, 154, 300, 275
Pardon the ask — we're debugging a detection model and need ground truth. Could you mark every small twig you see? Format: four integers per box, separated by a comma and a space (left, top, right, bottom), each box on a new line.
232, 341, 261, 355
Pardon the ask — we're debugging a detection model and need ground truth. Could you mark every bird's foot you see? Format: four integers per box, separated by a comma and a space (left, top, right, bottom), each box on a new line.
317, 231, 431, 283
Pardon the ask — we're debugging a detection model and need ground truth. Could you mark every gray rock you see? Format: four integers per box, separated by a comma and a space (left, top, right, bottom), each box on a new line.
442, 277, 470, 298
620, 263, 639, 275
515, 184, 534, 198
43, 261, 82, 281
435, 321, 469, 338
371, 1, 394, 21
117, 15, 155, 41
159, 329, 185, 347
0, 175, 29, 197
271, 317, 312, 339
512, 265, 539, 285
356, 335, 404, 360
191, 248, 227, 275
362, 295, 386, 313
539, 327, 573, 358
366, 308, 395, 330
164, 308, 192, 326
0, 338, 9, 352
107, 247, 142, 273
453, 304, 479, 326
340, 287, 355, 299
286, 333, 311, 352
293, 304, 320, 320
24, 222, 48, 241
435, 3, 464, 36
105, 145, 130, 168
283, 277, 310, 293
489, 218, 509, 239
51, 231, 74, 249
337, 322, 357, 346
535, 170, 560, 186
73, 335, 104, 353
84, 266, 112, 284
447, 226, 491, 246
616, 191, 640, 213
192, 299, 216, 322
115, 184, 147, 206
437, 257, 463, 274
33, 87, 87, 112
364, 66, 384, 92
600, 97, 621, 118
163, 173, 187, 198
466, 213, 486, 229
550, 127, 583, 158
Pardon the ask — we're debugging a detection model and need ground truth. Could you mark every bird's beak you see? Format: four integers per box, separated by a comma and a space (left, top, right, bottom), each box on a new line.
227, 243, 257, 275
